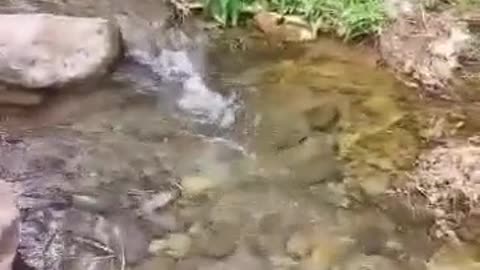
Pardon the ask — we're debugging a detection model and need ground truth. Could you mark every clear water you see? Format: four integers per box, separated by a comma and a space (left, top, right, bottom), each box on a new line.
2, 26, 480, 270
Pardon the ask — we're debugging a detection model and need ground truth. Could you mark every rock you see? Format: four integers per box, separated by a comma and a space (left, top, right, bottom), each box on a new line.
133, 256, 176, 270
257, 109, 311, 152
304, 104, 340, 132
0, 88, 43, 106
163, 233, 192, 259
383, 0, 416, 19
141, 190, 179, 215
207, 248, 271, 270
176, 256, 217, 270
427, 243, 480, 270
0, 182, 19, 270
148, 239, 169, 255
145, 210, 184, 237
286, 231, 312, 259
109, 214, 150, 264
276, 134, 341, 185
181, 176, 216, 196
298, 229, 354, 270
254, 12, 316, 42
340, 254, 400, 270
0, 14, 120, 89
71, 192, 117, 213
192, 221, 240, 258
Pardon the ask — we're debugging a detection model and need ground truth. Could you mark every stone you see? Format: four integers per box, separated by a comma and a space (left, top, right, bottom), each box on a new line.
109, 214, 150, 264
181, 176, 216, 196
304, 104, 340, 132
192, 221, 240, 258
0, 88, 43, 106
254, 12, 316, 42
0, 182, 19, 270
148, 239, 169, 255
133, 256, 176, 270
286, 231, 312, 259
0, 14, 120, 89
340, 254, 400, 270
164, 233, 192, 259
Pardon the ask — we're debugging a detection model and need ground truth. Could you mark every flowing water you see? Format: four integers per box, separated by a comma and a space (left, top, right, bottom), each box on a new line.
2, 18, 480, 270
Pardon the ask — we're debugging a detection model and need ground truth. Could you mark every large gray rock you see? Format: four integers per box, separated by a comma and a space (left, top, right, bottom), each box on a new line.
0, 14, 120, 88
0, 182, 19, 270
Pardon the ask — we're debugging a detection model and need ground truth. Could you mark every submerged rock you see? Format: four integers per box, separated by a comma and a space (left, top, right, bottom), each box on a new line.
191, 221, 241, 258
0, 182, 19, 270
162, 233, 193, 259
0, 87, 43, 106
0, 14, 120, 88
133, 256, 176, 270
181, 175, 217, 196
339, 254, 400, 270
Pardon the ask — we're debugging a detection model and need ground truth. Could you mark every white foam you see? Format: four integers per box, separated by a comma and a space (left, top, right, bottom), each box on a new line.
148, 48, 238, 128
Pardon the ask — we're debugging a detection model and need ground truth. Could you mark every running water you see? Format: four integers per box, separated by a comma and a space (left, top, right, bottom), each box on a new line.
129, 30, 240, 129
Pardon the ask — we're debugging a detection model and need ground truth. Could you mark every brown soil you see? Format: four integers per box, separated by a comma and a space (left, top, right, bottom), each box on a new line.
379, 9, 472, 99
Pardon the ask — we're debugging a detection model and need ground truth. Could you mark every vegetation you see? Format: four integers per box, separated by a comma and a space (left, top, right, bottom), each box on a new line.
203, 0, 387, 40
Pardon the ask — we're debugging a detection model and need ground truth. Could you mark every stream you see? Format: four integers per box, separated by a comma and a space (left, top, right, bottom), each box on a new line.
1, 4, 480, 270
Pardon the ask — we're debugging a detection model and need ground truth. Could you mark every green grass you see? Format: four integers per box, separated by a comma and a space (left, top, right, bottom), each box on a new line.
203, 0, 386, 40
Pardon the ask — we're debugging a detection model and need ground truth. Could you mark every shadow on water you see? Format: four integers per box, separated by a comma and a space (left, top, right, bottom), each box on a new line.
2, 26, 480, 270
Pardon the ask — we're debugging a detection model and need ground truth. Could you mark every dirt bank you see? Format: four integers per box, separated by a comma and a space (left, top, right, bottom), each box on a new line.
379, 1, 480, 99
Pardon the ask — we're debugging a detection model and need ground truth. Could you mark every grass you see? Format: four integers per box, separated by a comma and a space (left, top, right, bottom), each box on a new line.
202, 0, 387, 40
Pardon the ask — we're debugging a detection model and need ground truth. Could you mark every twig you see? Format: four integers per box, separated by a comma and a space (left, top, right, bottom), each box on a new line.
72, 236, 114, 255
113, 226, 126, 270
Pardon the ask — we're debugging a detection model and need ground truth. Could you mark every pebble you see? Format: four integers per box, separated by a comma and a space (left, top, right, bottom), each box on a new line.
304, 104, 340, 132
164, 233, 192, 259
181, 176, 216, 196
193, 221, 240, 258
133, 256, 176, 270
340, 254, 400, 270
286, 231, 312, 259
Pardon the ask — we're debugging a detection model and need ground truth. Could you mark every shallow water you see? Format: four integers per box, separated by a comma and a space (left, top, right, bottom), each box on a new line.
1, 27, 480, 270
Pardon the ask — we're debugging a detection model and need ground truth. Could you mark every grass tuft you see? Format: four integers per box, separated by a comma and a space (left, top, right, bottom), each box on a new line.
203, 0, 387, 40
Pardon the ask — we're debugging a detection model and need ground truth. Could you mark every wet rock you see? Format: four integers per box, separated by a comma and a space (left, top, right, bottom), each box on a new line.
208, 248, 272, 270
0, 182, 19, 270
277, 134, 341, 185
340, 254, 400, 270
286, 231, 312, 259
145, 210, 184, 237
176, 256, 217, 270
108, 214, 150, 264
427, 243, 480, 270
181, 176, 216, 196
297, 229, 354, 270
133, 256, 176, 270
153, 233, 192, 259
256, 109, 311, 151
141, 190, 179, 214
304, 104, 340, 132
71, 192, 117, 214
192, 221, 240, 258
0, 14, 120, 89
61, 253, 115, 270
383, 0, 416, 19
0, 88, 43, 106
254, 12, 316, 42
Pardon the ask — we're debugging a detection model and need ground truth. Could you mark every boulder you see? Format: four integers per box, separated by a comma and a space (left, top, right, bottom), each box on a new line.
0, 14, 120, 89
0, 182, 19, 270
